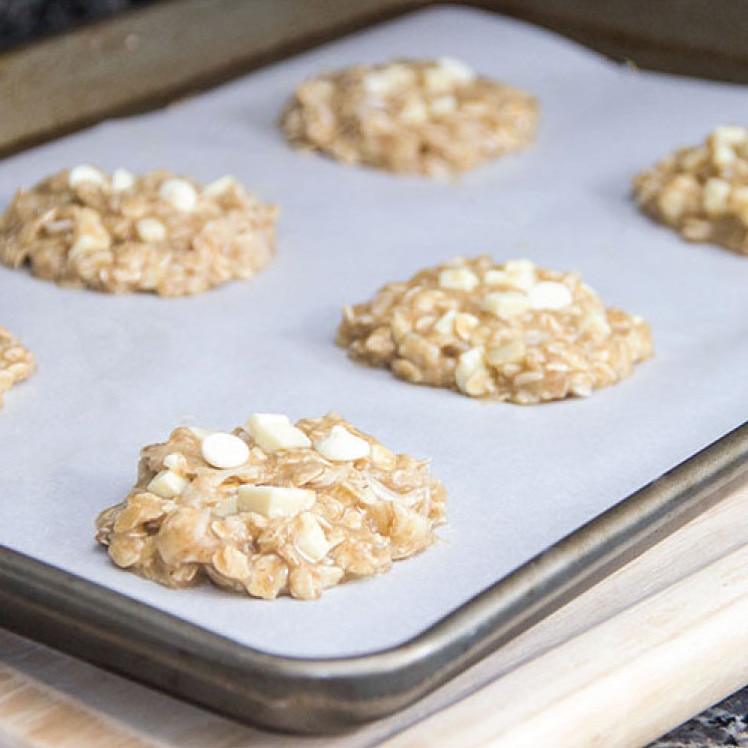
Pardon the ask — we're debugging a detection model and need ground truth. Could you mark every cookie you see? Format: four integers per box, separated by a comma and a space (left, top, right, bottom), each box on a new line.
95, 413, 446, 600
0, 326, 34, 409
634, 126, 748, 255
337, 256, 653, 403
281, 58, 538, 178
0, 167, 278, 295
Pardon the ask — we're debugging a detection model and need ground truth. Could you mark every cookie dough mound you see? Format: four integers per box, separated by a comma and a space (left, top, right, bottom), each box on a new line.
0, 327, 34, 409
337, 256, 653, 404
0, 167, 278, 295
281, 58, 538, 178
95, 413, 446, 600
634, 126, 748, 254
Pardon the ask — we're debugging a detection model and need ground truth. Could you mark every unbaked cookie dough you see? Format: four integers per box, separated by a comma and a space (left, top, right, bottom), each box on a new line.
95, 412, 446, 600
281, 58, 538, 178
337, 256, 653, 404
0, 167, 278, 296
634, 126, 748, 255
0, 326, 34, 409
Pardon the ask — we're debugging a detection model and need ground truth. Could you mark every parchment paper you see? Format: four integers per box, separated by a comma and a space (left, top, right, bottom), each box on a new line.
2, 6, 748, 659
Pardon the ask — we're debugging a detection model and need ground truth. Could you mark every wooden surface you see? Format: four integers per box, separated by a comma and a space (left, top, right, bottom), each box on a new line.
2, 483, 748, 748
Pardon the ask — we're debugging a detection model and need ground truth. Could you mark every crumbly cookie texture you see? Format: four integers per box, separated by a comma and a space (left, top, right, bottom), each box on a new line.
634, 126, 748, 255
0, 327, 35, 409
281, 57, 538, 178
337, 256, 653, 404
95, 413, 446, 601
0, 167, 278, 296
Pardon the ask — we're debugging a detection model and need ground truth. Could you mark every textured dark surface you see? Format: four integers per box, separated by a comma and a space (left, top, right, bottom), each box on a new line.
0, 0, 156, 50
649, 690, 748, 747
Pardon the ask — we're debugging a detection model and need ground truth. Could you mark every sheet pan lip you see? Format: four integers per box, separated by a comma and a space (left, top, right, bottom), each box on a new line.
2, 417, 748, 732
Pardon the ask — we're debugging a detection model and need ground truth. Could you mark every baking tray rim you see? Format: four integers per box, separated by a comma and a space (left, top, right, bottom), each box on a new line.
3, 417, 748, 734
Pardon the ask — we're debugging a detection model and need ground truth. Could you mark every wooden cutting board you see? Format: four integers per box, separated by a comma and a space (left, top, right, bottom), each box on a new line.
2, 482, 748, 748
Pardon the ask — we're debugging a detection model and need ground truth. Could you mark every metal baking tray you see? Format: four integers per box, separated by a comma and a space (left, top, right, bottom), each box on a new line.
2, 5, 748, 734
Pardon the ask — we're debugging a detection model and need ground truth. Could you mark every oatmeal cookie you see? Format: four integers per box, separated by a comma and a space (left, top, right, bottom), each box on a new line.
634, 126, 748, 255
337, 256, 653, 404
0, 167, 278, 296
281, 57, 538, 178
95, 413, 446, 601
0, 326, 34, 409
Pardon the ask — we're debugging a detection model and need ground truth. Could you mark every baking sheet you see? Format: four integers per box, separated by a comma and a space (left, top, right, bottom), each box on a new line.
2, 5, 748, 660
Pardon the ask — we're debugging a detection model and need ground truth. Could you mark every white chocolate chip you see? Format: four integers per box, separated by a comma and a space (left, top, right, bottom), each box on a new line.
713, 143, 736, 168
438, 267, 479, 292
200, 432, 250, 469
436, 57, 476, 84
148, 469, 189, 498
159, 178, 198, 212
294, 512, 330, 562
136, 218, 167, 243
111, 168, 135, 192
69, 233, 107, 258
314, 425, 371, 462
528, 281, 573, 310
68, 165, 107, 188
237, 485, 316, 519
430, 95, 457, 115
245, 413, 311, 452
203, 175, 238, 196
482, 291, 531, 319
579, 312, 611, 337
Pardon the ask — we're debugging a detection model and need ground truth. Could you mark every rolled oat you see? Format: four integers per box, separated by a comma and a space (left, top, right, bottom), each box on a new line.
95, 413, 446, 600
281, 58, 538, 178
337, 256, 653, 404
0, 327, 35, 409
0, 168, 278, 296
634, 126, 748, 254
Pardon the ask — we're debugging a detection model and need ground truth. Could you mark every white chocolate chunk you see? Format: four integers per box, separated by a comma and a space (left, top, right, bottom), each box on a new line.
245, 413, 311, 452
237, 485, 316, 518
714, 125, 748, 146
68, 165, 107, 188
295, 512, 331, 562
438, 267, 479, 292
436, 57, 476, 84
314, 425, 371, 462
159, 178, 198, 212
482, 291, 531, 318
703, 178, 731, 215
204, 175, 238, 196
111, 168, 135, 192
148, 469, 188, 498
528, 281, 573, 310
69, 233, 108, 257
162, 452, 185, 473
455, 346, 487, 393
136, 218, 167, 243
200, 432, 250, 469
